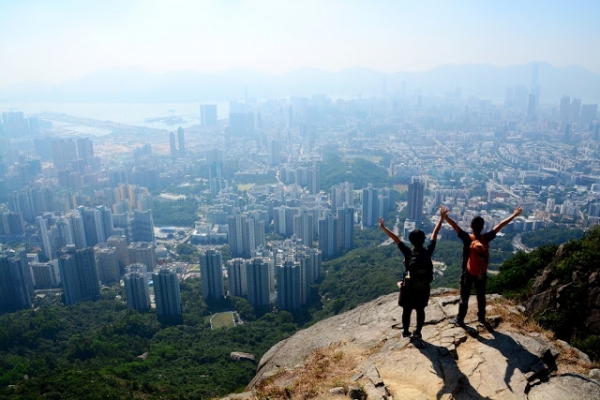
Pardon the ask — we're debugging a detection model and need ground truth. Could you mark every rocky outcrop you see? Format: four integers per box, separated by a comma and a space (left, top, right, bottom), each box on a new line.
224, 291, 599, 399
525, 242, 600, 339
230, 352, 256, 362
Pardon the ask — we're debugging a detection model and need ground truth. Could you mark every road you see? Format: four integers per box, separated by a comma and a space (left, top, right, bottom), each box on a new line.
512, 233, 531, 253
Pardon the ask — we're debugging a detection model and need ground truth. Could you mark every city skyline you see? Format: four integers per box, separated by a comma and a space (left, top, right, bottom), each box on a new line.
1, 0, 600, 89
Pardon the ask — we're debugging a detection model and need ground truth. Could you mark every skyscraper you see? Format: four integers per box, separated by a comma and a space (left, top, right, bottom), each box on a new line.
407, 177, 424, 224
59, 247, 100, 306
276, 259, 301, 311
30, 261, 60, 289
226, 258, 247, 297
67, 211, 87, 249
127, 242, 156, 272
94, 243, 120, 284
169, 131, 177, 159
361, 184, 377, 227
76, 137, 94, 164
559, 95, 571, 122
0, 255, 33, 313
227, 211, 244, 257
153, 267, 182, 317
129, 209, 155, 243
199, 249, 224, 300
269, 140, 281, 167
124, 264, 150, 311
293, 207, 314, 248
200, 104, 218, 126
80, 207, 105, 246
318, 211, 337, 259
107, 235, 128, 274
246, 257, 270, 308
177, 127, 185, 157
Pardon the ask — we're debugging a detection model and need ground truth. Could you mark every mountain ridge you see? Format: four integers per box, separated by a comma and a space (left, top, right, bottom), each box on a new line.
2, 63, 600, 103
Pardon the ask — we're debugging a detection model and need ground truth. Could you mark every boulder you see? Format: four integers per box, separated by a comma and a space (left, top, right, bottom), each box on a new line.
230, 351, 255, 362
245, 293, 598, 399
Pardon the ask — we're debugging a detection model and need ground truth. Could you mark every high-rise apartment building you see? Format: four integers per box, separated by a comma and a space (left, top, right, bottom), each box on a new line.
361, 184, 379, 227
293, 207, 314, 248
246, 257, 270, 308
169, 131, 177, 159
336, 204, 354, 251
559, 95, 571, 122
407, 177, 424, 224
226, 258, 247, 297
177, 127, 185, 157
129, 209, 155, 243
94, 243, 120, 284
318, 211, 337, 259
276, 259, 301, 311
269, 140, 281, 167
200, 104, 218, 126
67, 211, 87, 249
30, 261, 61, 289
76, 137, 94, 164
153, 267, 182, 317
80, 207, 105, 246
127, 242, 156, 272
124, 264, 150, 311
199, 249, 224, 300
59, 247, 100, 306
107, 235, 128, 274
0, 255, 33, 313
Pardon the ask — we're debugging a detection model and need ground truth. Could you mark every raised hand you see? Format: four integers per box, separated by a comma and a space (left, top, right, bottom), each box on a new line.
513, 205, 524, 216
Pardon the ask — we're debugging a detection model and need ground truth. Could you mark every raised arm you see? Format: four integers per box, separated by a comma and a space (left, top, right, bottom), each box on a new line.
379, 217, 401, 245
442, 210, 462, 234
493, 205, 524, 233
432, 206, 448, 241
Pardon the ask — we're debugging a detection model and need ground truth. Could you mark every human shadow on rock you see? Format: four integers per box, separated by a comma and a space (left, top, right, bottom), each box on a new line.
413, 338, 493, 400
475, 329, 556, 390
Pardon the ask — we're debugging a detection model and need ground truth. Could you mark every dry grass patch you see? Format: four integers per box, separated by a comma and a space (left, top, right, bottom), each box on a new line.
486, 297, 547, 336
254, 346, 359, 399
555, 345, 600, 376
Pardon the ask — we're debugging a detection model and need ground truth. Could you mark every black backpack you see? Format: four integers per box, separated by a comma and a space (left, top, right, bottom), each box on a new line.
406, 248, 434, 285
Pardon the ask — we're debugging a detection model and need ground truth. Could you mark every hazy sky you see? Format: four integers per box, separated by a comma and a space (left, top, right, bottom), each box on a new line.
1, 0, 599, 87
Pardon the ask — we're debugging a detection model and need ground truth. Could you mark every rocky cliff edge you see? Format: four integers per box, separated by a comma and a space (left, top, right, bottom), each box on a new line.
222, 289, 600, 399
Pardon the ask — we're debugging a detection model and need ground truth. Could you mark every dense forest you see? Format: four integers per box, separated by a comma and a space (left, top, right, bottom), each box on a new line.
152, 198, 199, 227
0, 284, 299, 399
319, 151, 391, 191
520, 226, 584, 248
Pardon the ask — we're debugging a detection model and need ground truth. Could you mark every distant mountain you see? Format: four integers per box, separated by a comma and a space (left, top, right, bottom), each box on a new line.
1, 63, 600, 103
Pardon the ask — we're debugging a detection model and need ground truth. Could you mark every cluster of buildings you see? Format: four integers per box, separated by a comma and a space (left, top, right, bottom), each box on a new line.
2, 75, 600, 316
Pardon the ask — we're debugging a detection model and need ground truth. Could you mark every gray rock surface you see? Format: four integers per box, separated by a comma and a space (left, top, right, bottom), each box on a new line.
245, 293, 597, 399
527, 374, 600, 400
230, 351, 256, 362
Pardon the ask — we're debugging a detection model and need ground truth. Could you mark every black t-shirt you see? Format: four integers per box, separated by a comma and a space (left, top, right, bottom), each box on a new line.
397, 239, 437, 262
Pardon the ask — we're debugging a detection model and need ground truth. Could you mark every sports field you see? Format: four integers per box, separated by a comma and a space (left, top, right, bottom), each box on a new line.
210, 311, 236, 329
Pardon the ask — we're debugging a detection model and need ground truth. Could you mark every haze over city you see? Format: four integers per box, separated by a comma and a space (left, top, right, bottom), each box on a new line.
2, 0, 600, 88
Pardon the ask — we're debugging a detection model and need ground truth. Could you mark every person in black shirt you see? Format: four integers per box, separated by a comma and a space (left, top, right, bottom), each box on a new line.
379, 206, 448, 338
444, 205, 523, 326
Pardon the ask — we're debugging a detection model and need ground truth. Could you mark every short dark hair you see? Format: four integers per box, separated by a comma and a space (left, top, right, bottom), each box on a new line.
471, 216, 485, 233
408, 229, 426, 247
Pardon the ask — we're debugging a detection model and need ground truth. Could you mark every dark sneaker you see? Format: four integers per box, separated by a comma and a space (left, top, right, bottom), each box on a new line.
412, 331, 422, 339
450, 317, 465, 327
402, 330, 410, 338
